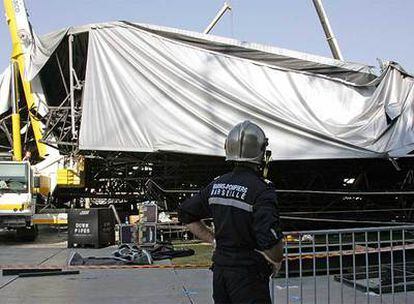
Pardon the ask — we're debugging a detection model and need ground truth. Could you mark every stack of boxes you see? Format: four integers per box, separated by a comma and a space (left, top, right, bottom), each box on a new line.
137, 203, 157, 246
115, 202, 158, 246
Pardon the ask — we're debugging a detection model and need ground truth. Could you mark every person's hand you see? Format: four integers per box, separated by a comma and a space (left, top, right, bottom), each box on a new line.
255, 249, 283, 278
270, 261, 282, 278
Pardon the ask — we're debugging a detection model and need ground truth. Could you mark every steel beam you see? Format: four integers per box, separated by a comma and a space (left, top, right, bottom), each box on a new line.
204, 2, 232, 34
312, 0, 344, 60
68, 34, 76, 140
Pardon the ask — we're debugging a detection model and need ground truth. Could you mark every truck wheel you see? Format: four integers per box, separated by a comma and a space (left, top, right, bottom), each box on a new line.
16, 225, 38, 242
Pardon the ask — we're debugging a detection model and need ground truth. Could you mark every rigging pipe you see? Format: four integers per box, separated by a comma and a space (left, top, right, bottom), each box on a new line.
203, 2, 232, 34
281, 215, 410, 226
109, 204, 122, 225
312, 0, 344, 60
146, 179, 414, 196
68, 34, 76, 140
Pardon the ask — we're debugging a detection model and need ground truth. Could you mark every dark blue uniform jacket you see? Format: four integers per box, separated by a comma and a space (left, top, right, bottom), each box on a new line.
178, 166, 283, 273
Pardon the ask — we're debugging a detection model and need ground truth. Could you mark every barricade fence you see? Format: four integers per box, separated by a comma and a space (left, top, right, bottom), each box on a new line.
272, 225, 414, 304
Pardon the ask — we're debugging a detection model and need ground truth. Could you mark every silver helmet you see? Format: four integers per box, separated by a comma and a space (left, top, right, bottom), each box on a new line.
224, 120, 268, 164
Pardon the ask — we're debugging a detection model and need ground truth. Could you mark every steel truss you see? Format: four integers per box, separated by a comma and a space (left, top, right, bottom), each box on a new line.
54, 152, 228, 211
48, 146, 414, 228
40, 49, 83, 154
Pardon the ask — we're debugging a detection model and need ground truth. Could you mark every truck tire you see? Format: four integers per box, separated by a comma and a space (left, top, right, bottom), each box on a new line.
16, 225, 38, 242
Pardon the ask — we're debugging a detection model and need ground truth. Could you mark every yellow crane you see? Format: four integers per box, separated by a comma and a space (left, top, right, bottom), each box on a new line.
1, 1, 73, 234
3, 0, 50, 160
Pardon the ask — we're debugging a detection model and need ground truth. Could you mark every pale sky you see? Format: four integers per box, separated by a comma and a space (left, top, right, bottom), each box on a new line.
0, 0, 413, 73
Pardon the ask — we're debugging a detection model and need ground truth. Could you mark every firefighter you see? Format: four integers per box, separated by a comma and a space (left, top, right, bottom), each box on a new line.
178, 120, 284, 304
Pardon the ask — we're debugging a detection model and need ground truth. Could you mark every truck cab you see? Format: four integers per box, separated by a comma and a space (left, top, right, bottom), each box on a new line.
0, 161, 38, 240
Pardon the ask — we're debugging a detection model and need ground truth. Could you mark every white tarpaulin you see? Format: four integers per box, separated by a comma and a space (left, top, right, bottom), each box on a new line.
0, 65, 12, 116
25, 28, 68, 80
73, 24, 414, 159
2, 20, 411, 160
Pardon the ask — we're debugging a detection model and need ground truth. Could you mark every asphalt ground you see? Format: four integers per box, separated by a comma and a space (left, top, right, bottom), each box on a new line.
0, 227, 413, 304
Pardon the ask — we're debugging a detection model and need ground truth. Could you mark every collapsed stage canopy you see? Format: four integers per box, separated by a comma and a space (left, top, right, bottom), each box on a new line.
2, 21, 414, 160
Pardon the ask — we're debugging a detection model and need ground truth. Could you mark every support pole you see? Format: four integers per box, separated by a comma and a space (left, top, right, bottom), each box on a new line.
11, 62, 22, 161
68, 34, 76, 140
203, 2, 232, 34
312, 0, 344, 60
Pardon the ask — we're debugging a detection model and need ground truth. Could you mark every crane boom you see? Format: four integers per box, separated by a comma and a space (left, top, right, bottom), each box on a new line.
4, 0, 49, 158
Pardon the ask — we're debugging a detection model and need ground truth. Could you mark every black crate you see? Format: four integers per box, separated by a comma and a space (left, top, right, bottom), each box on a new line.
115, 224, 136, 244
68, 208, 115, 248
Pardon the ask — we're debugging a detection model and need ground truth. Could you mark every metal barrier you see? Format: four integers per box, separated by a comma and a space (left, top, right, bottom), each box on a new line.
272, 225, 414, 304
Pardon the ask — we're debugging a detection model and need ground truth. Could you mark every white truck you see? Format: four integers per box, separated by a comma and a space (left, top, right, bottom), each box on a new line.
0, 160, 39, 240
